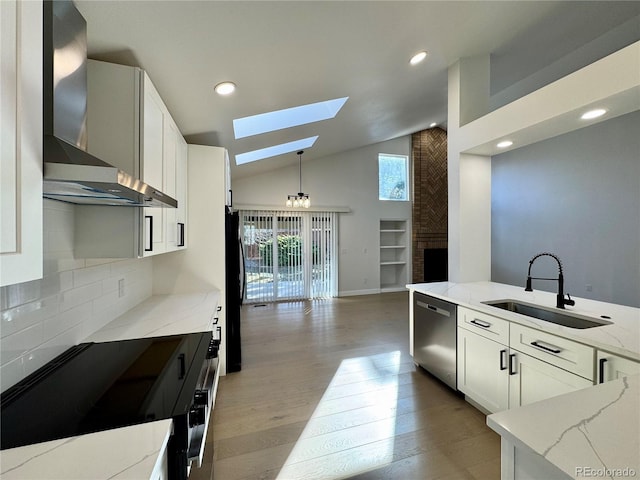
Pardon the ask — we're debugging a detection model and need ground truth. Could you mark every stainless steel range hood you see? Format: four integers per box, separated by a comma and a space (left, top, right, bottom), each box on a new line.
42, 1, 177, 208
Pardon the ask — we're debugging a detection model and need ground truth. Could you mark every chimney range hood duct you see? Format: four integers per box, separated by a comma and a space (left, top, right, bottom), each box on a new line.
42, 1, 177, 208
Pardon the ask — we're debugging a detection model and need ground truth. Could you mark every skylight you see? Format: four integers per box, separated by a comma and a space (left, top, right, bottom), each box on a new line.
235, 136, 319, 165
233, 97, 348, 139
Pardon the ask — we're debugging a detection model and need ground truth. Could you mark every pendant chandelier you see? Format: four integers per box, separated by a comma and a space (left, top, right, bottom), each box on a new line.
286, 150, 311, 208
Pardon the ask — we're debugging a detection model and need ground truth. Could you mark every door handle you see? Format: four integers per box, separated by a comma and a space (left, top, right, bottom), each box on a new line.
177, 223, 185, 247
178, 353, 186, 379
531, 340, 562, 354
470, 319, 491, 329
416, 301, 451, 317
598, 357, 608, 384
509, 353, 517, 375
499, 349, 507, 371
145, 215, 153, 252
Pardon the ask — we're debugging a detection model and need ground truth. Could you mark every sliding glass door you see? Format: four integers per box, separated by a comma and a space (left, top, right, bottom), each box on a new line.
240, 210, 337, 303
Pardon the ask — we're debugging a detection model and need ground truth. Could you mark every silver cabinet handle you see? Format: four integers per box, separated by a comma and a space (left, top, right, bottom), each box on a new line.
531, 340, 562, 354
416, 301, 451, 317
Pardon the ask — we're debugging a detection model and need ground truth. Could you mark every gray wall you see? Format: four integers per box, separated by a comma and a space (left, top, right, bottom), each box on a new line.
491, 111, 640, 307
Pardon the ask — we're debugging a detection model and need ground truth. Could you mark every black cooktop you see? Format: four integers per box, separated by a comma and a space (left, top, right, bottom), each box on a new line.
0, 332, 211, 450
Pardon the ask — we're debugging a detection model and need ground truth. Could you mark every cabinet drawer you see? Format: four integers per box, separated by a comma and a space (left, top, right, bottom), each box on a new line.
458, 306, 509, 344
510, 323, 594, 381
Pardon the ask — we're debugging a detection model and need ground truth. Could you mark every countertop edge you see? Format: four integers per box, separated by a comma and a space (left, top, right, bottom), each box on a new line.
486, 375, 640, 480
407, 282, 640, 361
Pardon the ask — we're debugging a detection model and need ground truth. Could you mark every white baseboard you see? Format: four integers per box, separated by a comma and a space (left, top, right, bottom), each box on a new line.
380, 287, 409, 293
338, 288, 380, 297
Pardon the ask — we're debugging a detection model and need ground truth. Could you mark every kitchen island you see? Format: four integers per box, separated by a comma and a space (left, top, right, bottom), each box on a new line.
407, 281, 640, 480
407, 281, 640, 360
488, 374, 639, 480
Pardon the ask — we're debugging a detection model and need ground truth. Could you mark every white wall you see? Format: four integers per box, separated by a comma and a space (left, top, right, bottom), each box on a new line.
448, 59, 493, 283
0, 200, 152, 392
232, 137, 412, 296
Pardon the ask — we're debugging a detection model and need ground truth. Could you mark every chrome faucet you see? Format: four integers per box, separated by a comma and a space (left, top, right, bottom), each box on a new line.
524, 252, 575, 309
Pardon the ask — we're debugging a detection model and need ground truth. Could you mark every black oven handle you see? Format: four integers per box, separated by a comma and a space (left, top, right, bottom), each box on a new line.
178, 353, 186, 379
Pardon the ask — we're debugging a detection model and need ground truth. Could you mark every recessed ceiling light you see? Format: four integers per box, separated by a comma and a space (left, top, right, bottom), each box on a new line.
214, 81, 236, 95
497, 140, 513, 148
430, 122, 437, 128
410, 51, 428, 65
581, 108, 606, 120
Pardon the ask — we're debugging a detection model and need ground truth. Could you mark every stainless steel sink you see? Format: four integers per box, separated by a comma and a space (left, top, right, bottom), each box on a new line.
482, 299, 613, 329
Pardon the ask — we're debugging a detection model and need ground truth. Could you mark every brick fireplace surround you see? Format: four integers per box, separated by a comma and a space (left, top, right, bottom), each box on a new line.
411, 127, 448, 283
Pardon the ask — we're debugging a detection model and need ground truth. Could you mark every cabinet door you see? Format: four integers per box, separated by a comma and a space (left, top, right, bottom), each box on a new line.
0, 0, 43, 286
509, 351, 592, 408
164, 121, 178, 251
142, 74, 166, 256
597, 351, 640, 384
176, 136, 188, 249
458, 327, 509, 413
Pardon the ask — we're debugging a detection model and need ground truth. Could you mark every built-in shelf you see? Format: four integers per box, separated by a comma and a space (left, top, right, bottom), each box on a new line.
379, 219, 409, 291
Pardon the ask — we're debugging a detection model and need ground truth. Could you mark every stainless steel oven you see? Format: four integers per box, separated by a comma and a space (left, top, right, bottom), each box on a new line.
1, 331, 218, 480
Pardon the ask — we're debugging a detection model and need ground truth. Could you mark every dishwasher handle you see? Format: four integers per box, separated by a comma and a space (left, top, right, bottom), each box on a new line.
416, 300, 451, 318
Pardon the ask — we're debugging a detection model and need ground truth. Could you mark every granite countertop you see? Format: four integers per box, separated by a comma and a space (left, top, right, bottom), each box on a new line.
407, 281, 640, 360
0, 291, 221, 480
86, 290, 221, 343
0, 420, 173, 480
487, 374, 640, 479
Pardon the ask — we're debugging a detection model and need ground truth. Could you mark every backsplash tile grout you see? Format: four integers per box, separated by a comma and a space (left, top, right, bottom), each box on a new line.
0, 200, 152, 393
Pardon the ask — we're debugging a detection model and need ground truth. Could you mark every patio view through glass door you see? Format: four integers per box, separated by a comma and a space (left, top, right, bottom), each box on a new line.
240, 210, 337, 303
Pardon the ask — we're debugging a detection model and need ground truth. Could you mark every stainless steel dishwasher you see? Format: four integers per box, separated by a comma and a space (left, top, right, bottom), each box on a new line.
413, 292, 457, 390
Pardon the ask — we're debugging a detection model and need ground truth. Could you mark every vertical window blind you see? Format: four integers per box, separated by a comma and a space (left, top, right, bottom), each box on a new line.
240, 210, 337, 303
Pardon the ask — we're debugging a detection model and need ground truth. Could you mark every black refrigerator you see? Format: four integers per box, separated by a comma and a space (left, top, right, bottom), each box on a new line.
225, 207, 244, 373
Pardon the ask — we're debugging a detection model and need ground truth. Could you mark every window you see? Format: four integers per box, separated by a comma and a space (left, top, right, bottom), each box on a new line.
378, 154, 409, 201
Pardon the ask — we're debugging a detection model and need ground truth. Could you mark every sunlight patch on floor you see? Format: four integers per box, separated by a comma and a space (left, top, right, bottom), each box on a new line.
276, 351, 401, 479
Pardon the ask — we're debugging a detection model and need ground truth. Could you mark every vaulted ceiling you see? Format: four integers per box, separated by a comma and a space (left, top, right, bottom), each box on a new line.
75, 1, 639, 179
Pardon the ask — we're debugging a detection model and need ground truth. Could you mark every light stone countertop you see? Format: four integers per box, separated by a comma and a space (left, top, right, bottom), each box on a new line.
86, 290, 221, 343
487, 375, 640, 479
0, 419, 173, 480
407, 281, 640, 360
0, 291, 221, 480
407, 281, 640, 479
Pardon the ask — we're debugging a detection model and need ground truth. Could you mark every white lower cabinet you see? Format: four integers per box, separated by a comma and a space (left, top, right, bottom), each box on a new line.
458, 327, 509, 413
457, 307, 595, 414
596, 350, 640, 384
508, 349, 593, 408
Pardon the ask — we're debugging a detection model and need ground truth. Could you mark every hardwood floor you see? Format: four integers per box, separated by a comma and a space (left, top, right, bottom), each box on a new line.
190, 292, 500, 480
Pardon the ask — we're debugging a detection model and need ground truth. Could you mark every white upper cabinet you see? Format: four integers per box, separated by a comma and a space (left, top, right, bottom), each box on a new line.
75, 61, 187, 258
142, 74, 168, 256
175, 136, 188, 249
0, 0, 43, 286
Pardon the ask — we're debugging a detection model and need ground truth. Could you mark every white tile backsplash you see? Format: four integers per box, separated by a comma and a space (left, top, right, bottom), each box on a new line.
0, 200, 152, 393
